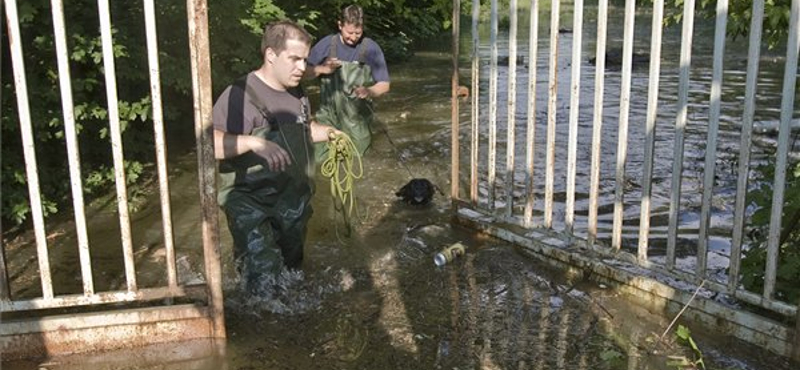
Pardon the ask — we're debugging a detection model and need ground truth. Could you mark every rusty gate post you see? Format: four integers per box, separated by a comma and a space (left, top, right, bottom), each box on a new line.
186, 0, 226, 341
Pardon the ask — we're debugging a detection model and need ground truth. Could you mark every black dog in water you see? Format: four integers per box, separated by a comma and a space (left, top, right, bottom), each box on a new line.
395, 178, 441, 206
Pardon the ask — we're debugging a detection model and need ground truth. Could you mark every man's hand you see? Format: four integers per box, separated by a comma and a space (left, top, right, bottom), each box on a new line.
248, 136, 291, 172
317, 58, 341, 76
351, 86, 371, 99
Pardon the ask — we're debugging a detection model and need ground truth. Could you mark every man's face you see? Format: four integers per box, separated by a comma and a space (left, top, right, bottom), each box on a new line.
338, 22, 363, 46
267, 39, 309, 89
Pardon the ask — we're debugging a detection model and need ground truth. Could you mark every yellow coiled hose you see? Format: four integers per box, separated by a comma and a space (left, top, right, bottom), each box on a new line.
320, 131, 363, 220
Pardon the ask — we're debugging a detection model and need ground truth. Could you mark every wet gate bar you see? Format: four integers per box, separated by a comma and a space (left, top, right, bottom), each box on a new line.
450, 0, 800, 360
1, 0, 225, 359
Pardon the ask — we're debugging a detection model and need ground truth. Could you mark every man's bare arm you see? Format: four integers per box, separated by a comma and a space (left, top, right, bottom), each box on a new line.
214, 129, 291, 171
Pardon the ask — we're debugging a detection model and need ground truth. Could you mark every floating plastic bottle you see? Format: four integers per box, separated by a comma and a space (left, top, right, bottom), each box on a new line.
434, 242, 466, 266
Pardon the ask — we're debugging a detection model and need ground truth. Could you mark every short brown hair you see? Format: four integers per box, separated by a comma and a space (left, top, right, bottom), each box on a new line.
339, 5, 364, 27
260, 20, 312, 55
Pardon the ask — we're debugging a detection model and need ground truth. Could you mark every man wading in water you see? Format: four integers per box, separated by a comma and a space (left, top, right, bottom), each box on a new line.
305, 4, 391, 160
213, 20, 341, 294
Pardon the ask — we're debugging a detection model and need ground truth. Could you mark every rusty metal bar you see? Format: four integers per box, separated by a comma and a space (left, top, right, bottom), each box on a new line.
98, 0, 136, 293
52, 0, 93, 295
451, 0, 461, 202
729, 0, 765, 292
697, 0, 729, 278
666, 0, 697, 271
187, 0, 226, 339
488, 0, 498, 210
524, 0, 541, 228
588, 0, 608, 243
612, 0, 636, 250
544, 0, 560, 229
0, 285, 206, 312
143, 0, 178, 289
470, 0, 480, 205
636, 0, 665, 264
5, 0, 54, 300
505, 0, 518, 218
565, 0, 583, 232
764, 0, 800, 300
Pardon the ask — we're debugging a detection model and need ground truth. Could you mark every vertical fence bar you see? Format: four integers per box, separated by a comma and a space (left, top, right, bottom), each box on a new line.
505, 0, 518, 217
667, 0, 697, 271
612, 0, 636, 250
51, 0, 93, 294
565, 0, 583, 232
143, 0, 178, 289
470, 0, 480, 205
0, 240, 8, 300
729, 0, 765, 292
452, 0, 461, 202
98, 0, 136, 293
764, 0, 799, 300
524, 0, 540, 228
544, 0, 560, 229
588, 0, 608, 243
187, 0, 226, 338
636, 0, 665, 263
697, 0, 729, 277
0, 2, 6, 301
5, 0, 54, 300
488, 0, 498, 210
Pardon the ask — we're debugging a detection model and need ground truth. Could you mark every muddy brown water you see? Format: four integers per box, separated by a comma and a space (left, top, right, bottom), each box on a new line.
4, 12, 800, 370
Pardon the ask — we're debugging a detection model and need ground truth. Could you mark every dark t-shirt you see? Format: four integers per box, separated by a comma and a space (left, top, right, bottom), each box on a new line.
212, 72, 308, 135
307, 34, 390, 83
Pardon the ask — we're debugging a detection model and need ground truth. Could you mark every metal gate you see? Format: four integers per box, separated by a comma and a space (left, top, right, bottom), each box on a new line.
1, 0, 224, 359
449, 0, 800, 360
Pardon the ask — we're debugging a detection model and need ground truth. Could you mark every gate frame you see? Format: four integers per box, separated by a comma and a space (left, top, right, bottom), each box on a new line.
1, 0, 225, 360
449, 0, 800, 362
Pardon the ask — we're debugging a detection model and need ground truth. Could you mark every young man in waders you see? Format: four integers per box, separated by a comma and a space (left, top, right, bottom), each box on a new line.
212, 20, 341, 294
306, 4, 391, 160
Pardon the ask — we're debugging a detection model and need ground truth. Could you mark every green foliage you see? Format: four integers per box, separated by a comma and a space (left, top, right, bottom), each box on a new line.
739, 161, 800, 303
664, 0, 793, 49
667, 325, 706, 370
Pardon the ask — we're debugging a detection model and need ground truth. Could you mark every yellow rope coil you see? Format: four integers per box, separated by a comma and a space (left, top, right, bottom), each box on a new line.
320, 131, 363, 218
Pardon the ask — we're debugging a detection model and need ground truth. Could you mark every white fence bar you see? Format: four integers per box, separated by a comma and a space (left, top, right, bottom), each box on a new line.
524, 0, 541, 228
612, 0, 636, 250
544, 0, 560, 228
505, 0, 518, 217
729, 0, 765, 292
697, 0, 729, 278
470, 0, 480, 205
636, 0, 665, 263
51, 0, 94, 296
666, 0, 697, 270
588, 0, 609, 243
452, 0, 461, 201
97, 0, 137, 293
5, 0, 54, 300
488, 0, 499, 210
143, 0, 178, 289
764, 0, 800, 300
565, 0, 584, 232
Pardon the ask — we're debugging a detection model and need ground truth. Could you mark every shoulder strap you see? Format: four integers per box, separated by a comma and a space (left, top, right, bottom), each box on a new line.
237, 74, 275, 129
328, 35, 338, 60
357, 38, 369, 64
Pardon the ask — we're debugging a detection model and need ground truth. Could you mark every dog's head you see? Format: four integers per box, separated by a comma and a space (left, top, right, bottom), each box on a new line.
396, 178, 437, 205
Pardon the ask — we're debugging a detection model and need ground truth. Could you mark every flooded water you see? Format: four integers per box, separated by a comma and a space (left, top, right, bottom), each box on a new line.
3, 5, 800, 370
474, 3, 799, 268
